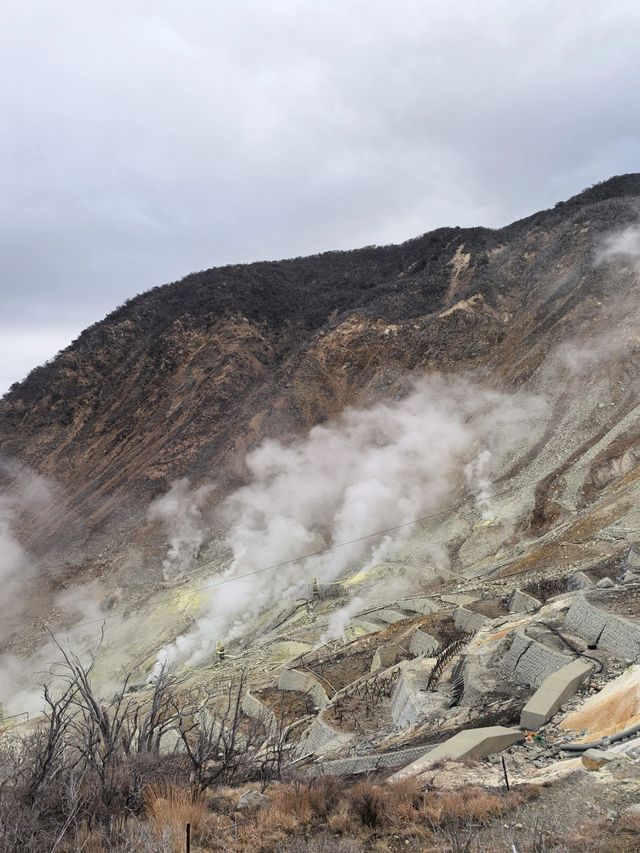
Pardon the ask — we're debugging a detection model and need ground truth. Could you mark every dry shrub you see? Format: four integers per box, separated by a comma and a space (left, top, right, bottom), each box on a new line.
348, 781, 387, 828
421, 784, 540, 828
265, 783, 313, 823
145, 783, 210, 831
283, 834, 363, 852
305, 776, 347, 818
386, 776, 422, 822
142, 783, 212, 852
67, 824, 107, 853
326, 799, 354, 835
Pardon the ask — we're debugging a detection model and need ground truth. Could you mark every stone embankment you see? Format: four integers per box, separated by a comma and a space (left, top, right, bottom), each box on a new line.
251, 580, 640, 782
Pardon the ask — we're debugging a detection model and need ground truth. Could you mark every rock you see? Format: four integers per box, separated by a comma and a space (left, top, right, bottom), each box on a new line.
581, 748, 620, 770
568, 572, 593, 591
627, 545, 640, 570
596, 577, 615, 589
623, 803, 640, 816
622, 570, 640, 585
237, 790, 269, 811
158, 729, 184, 756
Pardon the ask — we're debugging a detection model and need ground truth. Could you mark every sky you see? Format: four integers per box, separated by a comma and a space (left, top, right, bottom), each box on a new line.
1, 1, 640, 395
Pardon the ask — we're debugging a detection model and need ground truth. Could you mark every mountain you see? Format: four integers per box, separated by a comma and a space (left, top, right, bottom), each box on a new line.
2, 176, 640, 849
2, 176, 640, 559
1, 173, 640, 666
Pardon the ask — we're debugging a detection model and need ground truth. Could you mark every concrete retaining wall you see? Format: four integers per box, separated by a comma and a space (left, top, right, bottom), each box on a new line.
242, 690, 277, 738
376, 608, 409, 624
520, 659, 593, 729
398, 597, 439, 615
565, 594, 640, 661
390, 658, 441, 728
277, 668, 330, 709
303, 744, 430, 777
389, 725, 524, 782
454, 606, 491, 634
501, 629, 572, 688
350, 617, 386, 635
409, 628, 439, 657
371, 643, 399, 673
297, 711, 353, 757
509, 590, 542, 614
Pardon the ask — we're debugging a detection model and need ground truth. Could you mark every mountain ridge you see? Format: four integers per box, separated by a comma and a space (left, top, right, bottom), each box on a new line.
1, 173, 640, 577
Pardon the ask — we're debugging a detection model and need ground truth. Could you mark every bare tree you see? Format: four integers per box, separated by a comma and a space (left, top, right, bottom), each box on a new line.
23, 680, 78, 803
176, 670, 262, 793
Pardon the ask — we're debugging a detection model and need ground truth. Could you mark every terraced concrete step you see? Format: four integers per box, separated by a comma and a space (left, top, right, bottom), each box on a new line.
277, 668, 330, 709
375, 608, 411, 624
454, 606, 491, 633
350, 617, 388, 634
398, 597, 440, 615
302, 744, 430, 776
565, 592, 640, 661
389, 725, 524, 782
409, 628, 439, 657
520, 658, 594, 730
509, 589, 542, 614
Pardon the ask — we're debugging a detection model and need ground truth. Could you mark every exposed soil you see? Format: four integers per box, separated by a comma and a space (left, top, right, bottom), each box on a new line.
308, 649, 377, 694
255, 687, 315, 725
589, 587, 640, 618
468, 598, 509, 618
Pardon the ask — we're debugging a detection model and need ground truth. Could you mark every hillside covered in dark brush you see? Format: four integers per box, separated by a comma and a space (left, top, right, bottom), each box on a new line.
1, 174, 640, 564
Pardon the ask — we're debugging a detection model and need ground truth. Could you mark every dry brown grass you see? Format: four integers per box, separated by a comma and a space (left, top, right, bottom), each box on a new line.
61, 776, 543, 852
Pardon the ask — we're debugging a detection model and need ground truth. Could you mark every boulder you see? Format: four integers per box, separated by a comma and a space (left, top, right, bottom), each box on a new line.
581, 748, 621, 771
596, 577, 615, 589
237, 790, 269, 811
567, 572, 593, 591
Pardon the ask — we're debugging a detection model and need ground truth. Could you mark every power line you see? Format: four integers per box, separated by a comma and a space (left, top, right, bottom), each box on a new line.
34, 452, 640, 638
39, 479, 531, 637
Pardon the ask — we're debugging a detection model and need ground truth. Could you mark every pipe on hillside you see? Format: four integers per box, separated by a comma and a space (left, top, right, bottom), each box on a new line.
559, 721, 640, 752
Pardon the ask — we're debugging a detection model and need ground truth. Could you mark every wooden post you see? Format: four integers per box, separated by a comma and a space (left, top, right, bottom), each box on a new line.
501, 756, 510, 792
186, 822, 191, 853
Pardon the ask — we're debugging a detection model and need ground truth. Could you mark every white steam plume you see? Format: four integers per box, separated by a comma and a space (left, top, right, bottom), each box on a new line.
595, 225, 640, 264
154, 374, 545, 673
320, 596, 365, 645
464, 446, 495, 521
0, 458, 56, 630
148, 478, 214, 580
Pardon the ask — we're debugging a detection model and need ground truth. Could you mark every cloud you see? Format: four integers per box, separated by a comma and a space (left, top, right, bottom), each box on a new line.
2, 2, 640, 391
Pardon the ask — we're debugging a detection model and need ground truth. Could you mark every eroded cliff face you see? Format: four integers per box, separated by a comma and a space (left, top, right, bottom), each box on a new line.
1, 175, 640, 583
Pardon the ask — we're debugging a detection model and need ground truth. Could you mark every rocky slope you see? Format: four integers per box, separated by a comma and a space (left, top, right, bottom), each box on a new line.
2, 174, 640, 664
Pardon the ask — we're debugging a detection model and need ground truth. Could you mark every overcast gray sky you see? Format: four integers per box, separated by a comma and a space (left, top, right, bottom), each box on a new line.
1, 0, 640, 394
